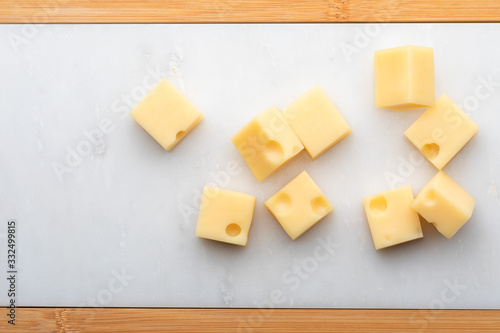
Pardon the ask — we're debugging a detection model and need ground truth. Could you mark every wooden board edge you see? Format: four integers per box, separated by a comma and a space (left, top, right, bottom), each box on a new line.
1, 308, 499, 332
1, 0, 500, 23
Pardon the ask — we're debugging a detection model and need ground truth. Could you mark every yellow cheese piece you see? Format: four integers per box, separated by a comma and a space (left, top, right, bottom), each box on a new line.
282, 86, 352, 160
195, 187, 256, 246
130, 78, 203, 151
405, 94, 479, 169
362, 185, 423, 250
265, 171, 333, 240
231, 106, 304, 182
412, 171, 475, 239
374, 45, 435, 110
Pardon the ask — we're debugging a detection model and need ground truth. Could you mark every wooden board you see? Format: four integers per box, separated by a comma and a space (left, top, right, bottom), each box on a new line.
1, 308, 499, 332
1, 0, 500, 23
2, 0, 499, 331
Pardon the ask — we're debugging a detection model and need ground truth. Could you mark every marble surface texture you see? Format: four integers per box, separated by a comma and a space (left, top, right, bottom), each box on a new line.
0, 23, 499, 308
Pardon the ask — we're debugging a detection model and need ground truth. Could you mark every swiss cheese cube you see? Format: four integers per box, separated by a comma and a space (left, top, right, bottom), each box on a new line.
265, 171, 333, 240
412, 171, 475, 239
405, 94, 479, 170
375, 45, 435, 110
362, 185, 423, 250
195, 187, 256, 246
231, 106, 304, 182
130, 78, 203, 151
282, 86, 352, 160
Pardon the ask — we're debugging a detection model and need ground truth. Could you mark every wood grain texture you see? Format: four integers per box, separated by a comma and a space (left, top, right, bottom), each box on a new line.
1, 0, 500, 23
0, 308, 498, 332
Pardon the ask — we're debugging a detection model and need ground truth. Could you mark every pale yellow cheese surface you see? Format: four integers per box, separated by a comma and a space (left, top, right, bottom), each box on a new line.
412, 171, 475, 239
362, 185, 423, 250
265, 171, 333, 240
231, 106, 304, 182
404, 94, 479, 170
195, 187, 256, 246
374, 45, 435, 110
130, 78, 203, 151
282, 86, 352, 160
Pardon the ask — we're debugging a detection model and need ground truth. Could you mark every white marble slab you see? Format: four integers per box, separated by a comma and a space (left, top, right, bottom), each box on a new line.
0, 23, 499, 309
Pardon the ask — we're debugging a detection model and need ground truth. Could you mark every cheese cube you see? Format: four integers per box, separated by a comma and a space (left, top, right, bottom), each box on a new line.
195, 187, 256, 246
405, 94, 479, 169
130, 78, 203, 151
231, 106, 304, 182
362, 185, 423, 250
412, 171, 475, 239
282, 86, 352, 160
265, 171, 333, 240
374, 45, 435, 110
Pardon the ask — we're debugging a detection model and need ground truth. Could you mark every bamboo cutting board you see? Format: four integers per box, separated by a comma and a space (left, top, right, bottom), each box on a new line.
1, 1, 500, 332
1, 0, 500, 23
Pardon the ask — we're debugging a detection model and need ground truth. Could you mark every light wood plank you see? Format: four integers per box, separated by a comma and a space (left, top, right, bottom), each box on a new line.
1, 308, 499, 332
350, 0, 500, 22
0, 0, 347, 23
1, 0, 500, 23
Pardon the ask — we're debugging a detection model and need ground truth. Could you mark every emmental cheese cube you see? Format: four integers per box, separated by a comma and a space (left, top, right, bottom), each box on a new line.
374, 45, 435, 110
231, 106, 304, 182
130, 78, 203, 151
265, 171, 333, 240
405, 94, 479, 170
412, 171, 476, 239
362, 185, 423, 250
195, 187, 256, 246
282, 86, 352, 160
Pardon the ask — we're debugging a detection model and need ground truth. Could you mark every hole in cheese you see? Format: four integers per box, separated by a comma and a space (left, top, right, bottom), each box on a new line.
369, 196, 387, 215
425, 190, 437, 206
421, 143, 440, 160
175, 130, 186, 141
225, 223, 241, 237
310, 197, 330, 216
273, 192, 292, 215
264, 140, 284, 163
